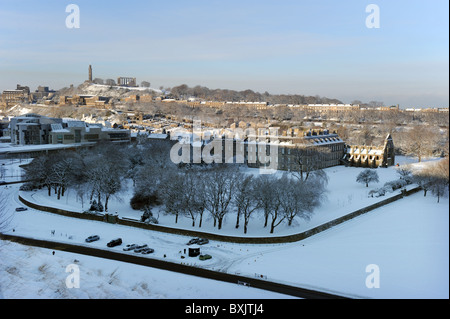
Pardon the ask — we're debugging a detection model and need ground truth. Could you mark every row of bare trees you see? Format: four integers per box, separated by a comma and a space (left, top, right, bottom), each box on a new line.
168, 84, 342, 105
156, 166, 327, 234
22, 138, 327, 233
23, 142, 127, 212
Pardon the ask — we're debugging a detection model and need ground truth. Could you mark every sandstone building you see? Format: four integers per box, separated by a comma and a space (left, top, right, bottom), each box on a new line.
1, 84, 31, 106
168, 126, 395, 172
343, 134, 395, 168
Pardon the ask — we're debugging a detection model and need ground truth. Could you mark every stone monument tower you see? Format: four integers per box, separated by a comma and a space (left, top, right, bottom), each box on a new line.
88, 65, 93, 82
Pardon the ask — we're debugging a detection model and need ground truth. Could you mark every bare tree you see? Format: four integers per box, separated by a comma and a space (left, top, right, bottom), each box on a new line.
414, 157, 449, 202
356, 125, 375, 146
50, 153, 81, 200
290, 145, 330, 183
158, 171, 185, 223
203, 166, 239, 230
178, 170, 207, 227
279, 174, 325, 227
413, 171, 434, 197
279, 175, 299, 226
234, 174, 259, 233
429, 176, 449, 203
192, 173, 207, 228
402, 125, 440, 162
22, 154, 53, 196
80, 143, 127, 212
254, 175, 275, 228
254, 174, 286, 233
396, 167, 413, 184
267, 180, 284, 234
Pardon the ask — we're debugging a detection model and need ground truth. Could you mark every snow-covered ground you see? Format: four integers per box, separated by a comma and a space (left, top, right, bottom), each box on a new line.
16, 156, 424, 237
0, 156, 448, 299
0, 240, 291, 299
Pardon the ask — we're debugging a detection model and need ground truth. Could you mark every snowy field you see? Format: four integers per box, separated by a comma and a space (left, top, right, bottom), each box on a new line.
15, 156, 426, 237
0, 156, 448, 299
0, 240, 291, 299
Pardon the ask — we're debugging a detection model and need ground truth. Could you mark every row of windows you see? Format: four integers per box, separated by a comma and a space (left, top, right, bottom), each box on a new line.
242, 144, 344, 155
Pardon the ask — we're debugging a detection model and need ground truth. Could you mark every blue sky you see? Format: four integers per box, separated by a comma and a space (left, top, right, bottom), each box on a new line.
0, 0, 448, 107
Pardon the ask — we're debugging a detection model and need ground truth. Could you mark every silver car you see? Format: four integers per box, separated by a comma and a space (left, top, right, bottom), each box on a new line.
123, 244, 138, 251
85, 235, 100, 243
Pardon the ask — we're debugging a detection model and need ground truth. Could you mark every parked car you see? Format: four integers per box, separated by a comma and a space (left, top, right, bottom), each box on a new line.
15, 207, 28, 212
123, 244, 138, 251
141, 248, 154, 254
199, 254, 212, 261
85, 235, 100, 243
197, 238, 209, 245
106, 238, 122, 247
133, 244, 148, 253
187, 238, 200, 245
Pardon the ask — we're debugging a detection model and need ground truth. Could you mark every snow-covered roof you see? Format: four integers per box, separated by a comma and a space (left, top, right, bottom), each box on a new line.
67, 121, 86, 128
50, 123, 69, 133
310, 136, 342, 145
148, 133, 168, 140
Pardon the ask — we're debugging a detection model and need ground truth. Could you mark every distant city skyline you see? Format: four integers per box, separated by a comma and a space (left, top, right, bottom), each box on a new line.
0, 0, 448, 108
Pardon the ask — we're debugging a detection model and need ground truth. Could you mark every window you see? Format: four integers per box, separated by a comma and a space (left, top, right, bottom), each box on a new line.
64, 134, 74, 140
84, 134, 99, 141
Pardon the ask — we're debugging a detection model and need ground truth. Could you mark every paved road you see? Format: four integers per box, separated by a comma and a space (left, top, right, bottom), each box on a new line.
0, 233, 351, 299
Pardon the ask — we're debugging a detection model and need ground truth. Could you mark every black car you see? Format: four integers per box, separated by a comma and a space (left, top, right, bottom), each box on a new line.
85, 235, 100, 243
107, 238, 122, 247
15, 207, 28, 212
